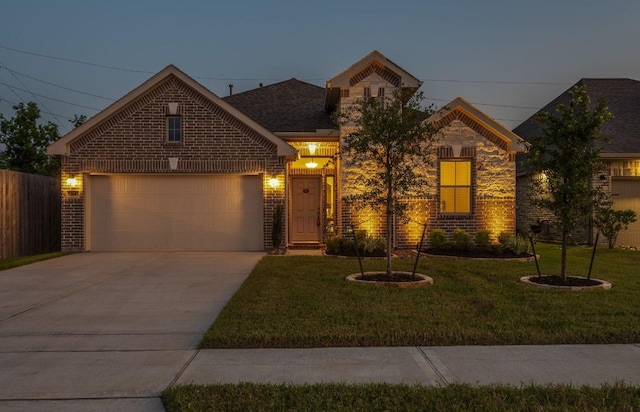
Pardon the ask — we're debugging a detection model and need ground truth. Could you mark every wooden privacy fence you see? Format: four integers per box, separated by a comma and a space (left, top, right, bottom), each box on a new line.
0, 170, 61, 259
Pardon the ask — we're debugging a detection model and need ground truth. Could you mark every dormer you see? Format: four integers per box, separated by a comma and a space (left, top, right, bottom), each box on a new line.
325, 50, 422, 112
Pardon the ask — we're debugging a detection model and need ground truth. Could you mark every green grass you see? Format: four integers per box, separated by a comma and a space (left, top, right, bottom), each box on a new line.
200, 244, 640, 348
162, 382, 640, 412
0, 252, 66, 271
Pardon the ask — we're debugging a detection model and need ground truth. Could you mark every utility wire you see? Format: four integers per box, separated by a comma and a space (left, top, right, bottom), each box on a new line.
0, 82, 100, 111
0, 57, 70, 132
0, 65, 116, 101
420, 78, 571, 86
0, 44, 153, 74
425, 96, 539, 110
0, 43, 573, 86
0, 95, 75, 121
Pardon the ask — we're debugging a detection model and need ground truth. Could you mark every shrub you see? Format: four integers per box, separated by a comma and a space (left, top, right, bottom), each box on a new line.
271, 204, 284, 249
325, 231, 385, 257
474, 230, 491, 247
452, 228, 472, 250
498, 232, 514, 247
594, 206, 637, 249
325, 236, 344, 254
428, 228, 447, 247
505, 234, 530, 255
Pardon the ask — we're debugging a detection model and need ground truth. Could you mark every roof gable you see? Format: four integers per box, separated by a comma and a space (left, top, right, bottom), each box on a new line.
328, 50, 422, 89
223, 79, 335, 132
427, 97, 526, 152
47, 65, 295, 157
513, 78, 640, 155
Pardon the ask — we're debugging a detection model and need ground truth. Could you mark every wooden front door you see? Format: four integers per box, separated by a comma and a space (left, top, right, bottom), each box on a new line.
290, 177, 321, 242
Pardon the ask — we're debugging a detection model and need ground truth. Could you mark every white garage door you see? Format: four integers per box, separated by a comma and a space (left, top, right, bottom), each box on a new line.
611, 178, 640, 247
88, 174, 263, 251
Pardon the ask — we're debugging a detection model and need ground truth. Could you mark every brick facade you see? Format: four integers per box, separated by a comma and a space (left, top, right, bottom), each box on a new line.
516, 165, 612, 245
339, 90, 519, 248
60, 74, 287, 251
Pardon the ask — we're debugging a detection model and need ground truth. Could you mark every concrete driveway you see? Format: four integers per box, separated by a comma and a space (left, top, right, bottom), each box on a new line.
0, 252, 263, 411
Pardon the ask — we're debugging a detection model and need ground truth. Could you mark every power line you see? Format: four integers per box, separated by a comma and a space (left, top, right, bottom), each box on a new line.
0, 43, 574, 86
0, 65, 116, 101
425, 96, 539, 110
0, 95, 76, 121
420, 78, 571, 86
0, 82, 101, 111
0, 57, 70, 132
0, 43, 154, 74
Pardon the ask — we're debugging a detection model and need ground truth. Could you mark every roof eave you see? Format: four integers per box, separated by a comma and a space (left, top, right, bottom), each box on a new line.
46, 64, 295, 158
427, 97, 527, 153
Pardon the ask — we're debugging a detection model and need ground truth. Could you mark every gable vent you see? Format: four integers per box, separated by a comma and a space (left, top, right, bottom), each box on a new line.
350, 63, 401, 87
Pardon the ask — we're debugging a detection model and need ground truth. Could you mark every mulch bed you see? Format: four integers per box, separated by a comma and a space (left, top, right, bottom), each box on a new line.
356, 273, 423, 282
527, 275, 603, 287
422, 247, 532, 259
324, 250, 387, 258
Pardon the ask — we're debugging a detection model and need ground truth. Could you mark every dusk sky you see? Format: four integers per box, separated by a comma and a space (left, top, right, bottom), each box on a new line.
1, 0, 639, 135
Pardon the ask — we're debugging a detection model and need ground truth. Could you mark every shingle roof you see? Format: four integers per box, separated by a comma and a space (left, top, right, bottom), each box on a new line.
514, 78, 640, 154
223, 79, 336, 133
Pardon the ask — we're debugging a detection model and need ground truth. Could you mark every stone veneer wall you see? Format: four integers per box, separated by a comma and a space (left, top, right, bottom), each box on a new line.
60, 75, 286, 251
340, 116, 518, 248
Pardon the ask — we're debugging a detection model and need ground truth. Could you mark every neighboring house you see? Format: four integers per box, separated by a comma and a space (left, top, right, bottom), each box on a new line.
514, 78, 640, 247
48, 51, 525, 252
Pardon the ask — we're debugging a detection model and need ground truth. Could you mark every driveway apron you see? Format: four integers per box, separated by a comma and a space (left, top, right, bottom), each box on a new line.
0, 252, 262, 410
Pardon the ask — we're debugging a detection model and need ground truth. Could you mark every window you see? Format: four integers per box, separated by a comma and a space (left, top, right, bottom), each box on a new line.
167, 116, 181, 142
440, 160, 471, 213
340, 89, 350, 98
364, 87, 371, 98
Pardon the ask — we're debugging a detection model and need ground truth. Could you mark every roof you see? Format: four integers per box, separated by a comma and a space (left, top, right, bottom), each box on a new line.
427, 97, 526, 153
514, 78, 640, 155
47, 65, 296, 157
223, 79, 335, 133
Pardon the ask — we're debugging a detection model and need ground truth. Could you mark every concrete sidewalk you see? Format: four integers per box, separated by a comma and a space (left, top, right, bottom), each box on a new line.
177, 344, 640, 387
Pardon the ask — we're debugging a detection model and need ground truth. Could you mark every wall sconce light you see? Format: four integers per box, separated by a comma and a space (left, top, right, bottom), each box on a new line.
65, 176, 80, 198
268, 177, 280, 188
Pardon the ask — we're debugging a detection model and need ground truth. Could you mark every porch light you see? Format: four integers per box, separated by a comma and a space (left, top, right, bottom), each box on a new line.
66, 177, 78, 187
268, 177, 280, 188
305, 159, 318, 169
308, 143, 317, 156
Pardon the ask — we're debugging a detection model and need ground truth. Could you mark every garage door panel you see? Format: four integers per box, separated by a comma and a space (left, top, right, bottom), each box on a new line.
89, 175, 263, 251
612, 179, 640, 247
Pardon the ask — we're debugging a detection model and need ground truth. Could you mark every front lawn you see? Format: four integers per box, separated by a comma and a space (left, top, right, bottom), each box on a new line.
0, 252, 66, 271
200, 244, 640, 348
162, 382, 640, 412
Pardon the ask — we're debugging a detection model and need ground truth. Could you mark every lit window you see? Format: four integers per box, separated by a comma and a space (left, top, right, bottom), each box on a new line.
167, 116, 181, 142
440, 160, 471, 213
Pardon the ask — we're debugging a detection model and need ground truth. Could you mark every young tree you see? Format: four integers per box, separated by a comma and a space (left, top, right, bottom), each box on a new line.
336, 88, 440, 276
0, 102, 60, 176
525, 85, 613, 281
594, 202, 637, 249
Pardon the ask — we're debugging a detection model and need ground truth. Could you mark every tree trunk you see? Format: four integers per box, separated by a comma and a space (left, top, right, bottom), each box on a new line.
386, 186, 393, 277
561, 229, 568, 283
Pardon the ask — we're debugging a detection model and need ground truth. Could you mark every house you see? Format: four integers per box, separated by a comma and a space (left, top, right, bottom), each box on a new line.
48, 51, 525, 252
514, 78, 640, 247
